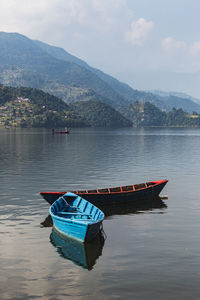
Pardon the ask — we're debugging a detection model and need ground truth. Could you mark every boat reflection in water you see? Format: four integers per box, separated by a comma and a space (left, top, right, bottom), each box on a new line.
99, 196, 167, 217
50, 228, 105, 270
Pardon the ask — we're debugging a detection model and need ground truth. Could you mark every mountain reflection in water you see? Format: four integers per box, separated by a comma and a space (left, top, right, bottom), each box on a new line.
50, 228, 105, 270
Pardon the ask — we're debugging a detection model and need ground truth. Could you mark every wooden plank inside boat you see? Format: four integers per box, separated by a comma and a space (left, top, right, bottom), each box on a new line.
109, 187, 121, 193
134, 183, 146, 190
122, 185, 134, 192
98, 188, 109, 193
87, 189, 98, 194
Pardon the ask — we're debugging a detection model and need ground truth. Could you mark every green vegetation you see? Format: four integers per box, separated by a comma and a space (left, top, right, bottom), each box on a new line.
72, 100, 132, 127
0, 86, 86, 128
121, 102, 200, 127
0, 85, 131, 128
1, 85, 200, 128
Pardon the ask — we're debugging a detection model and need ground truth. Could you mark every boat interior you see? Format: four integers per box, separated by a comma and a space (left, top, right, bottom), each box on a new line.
73, 182, 155, 195
52, 194, 104, 221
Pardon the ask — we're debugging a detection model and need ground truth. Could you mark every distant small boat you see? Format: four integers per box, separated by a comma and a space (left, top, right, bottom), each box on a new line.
50, 228, 105, 270
49, 192, 105, 243
52, 129, 70, 134
41, 179, 168, 206
56, 130, 69, 134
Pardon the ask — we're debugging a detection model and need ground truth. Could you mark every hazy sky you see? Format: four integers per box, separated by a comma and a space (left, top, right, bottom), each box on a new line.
0, 0, 200, 94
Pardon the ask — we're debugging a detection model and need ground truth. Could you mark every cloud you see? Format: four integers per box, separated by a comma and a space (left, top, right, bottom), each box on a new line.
161, 37, 186, 52
162, 37, 200, 58
190, 42, 200, 56
159, 37, 200, 72
0, 0, 90, 36
90, 0, 130, 31
125, 18, 154, 46
0, 0, 130, 36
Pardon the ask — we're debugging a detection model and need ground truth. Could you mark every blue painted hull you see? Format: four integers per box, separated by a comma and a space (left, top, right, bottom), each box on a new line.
51, 217, 102, 242
49, 193, 104, 243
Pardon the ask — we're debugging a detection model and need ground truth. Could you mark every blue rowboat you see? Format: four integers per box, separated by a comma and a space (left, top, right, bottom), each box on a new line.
50, 228, 105, 270
49, 192, 105, 243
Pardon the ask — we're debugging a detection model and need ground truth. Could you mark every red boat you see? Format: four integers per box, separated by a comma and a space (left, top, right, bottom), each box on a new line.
40, 179, 168, 206
52, 129, 69, 134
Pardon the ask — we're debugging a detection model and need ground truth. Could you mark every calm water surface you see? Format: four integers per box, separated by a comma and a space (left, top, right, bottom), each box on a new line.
1, 127, 200, 299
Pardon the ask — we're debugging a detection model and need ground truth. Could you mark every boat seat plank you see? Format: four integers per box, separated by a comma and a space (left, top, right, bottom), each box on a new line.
74, 219, 95, 223
58, 212, 92, 216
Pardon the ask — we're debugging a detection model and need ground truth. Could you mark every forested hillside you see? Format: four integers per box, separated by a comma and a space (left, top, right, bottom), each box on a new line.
121, 102, 200, 127
0, 85, 85, 127
0, 85, 131, 128
71, 100, 132, 127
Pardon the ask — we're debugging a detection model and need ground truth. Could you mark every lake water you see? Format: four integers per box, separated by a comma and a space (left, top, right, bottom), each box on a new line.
1, 127, 200, 300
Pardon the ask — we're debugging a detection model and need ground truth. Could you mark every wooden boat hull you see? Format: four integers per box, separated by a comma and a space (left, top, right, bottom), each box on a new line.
49, 193, 104, 243
51, 218, 102, 243
41, 180, 168, 206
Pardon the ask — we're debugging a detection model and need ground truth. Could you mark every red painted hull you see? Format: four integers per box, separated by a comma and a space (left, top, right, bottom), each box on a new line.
40, 179, 168, 206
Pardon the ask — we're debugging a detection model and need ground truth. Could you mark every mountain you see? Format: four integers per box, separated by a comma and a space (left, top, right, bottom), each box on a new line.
145, 92, 200, 113
127, 70, 200, 100
0, 32, 128, 107
1, 31, 200, 114
34, 40, 141, 103
34, 38, 200, 112
152, 90, 200, 107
